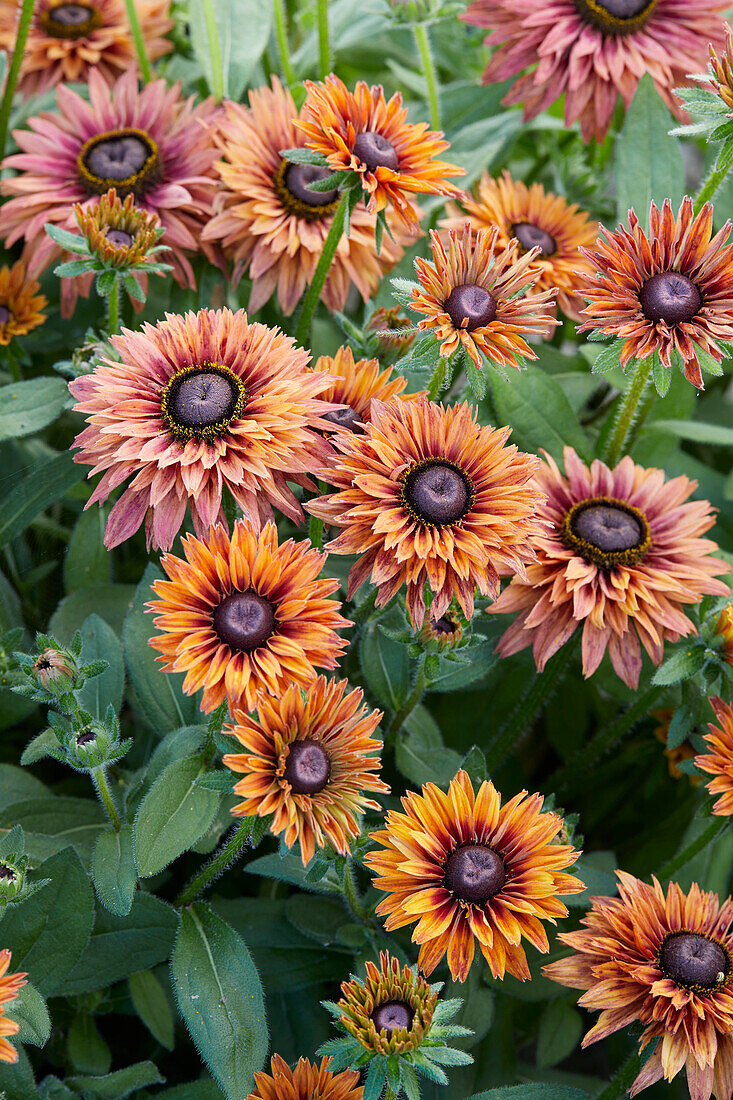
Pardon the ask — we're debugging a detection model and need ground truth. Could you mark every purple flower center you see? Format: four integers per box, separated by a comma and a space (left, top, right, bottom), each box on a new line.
79, 128, 160, 198
573, 0, 658, 34
105, 229, 133, 249
42, 2, 101, 38
161, 364, 246, 442
353, 131, 400, 172
0, 306, 11, 325
284, 164, 339, 207
640, 272, 702, 325
513, 222, 556, 256
282, 739, 331, 795
402, 460, 472, 527
76, 728, 97, 747
444, 844, 506, 904
213, 591, 276, 652
371, 1001, 415, 1035
431, 615, 457, 635
322, 404, 364, 433
445, 284, 497, 331
659, 932, 729, 993
562, 496, 651, 570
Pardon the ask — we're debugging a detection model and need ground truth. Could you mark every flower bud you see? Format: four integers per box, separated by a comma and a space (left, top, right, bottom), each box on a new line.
31, 648, 78, 694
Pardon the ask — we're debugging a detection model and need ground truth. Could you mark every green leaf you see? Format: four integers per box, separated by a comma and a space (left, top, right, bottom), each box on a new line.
0, 796, 106, 864
652, 419, 733, 446
171, 903, 268, 1100
536, 999, 584, 1068
0, 378, 68, 442
129, 969, 175, 1050
616, 74, 684, 226
55, 260, 93, 278
66, 1061, 164, 1097
134, 757, 221, 877
653, 354, 672, 397
50, 584, 136, 642
123, 563, 199, 734
652, 643, 708, 686
58, 892, 178, 995
396, 708, 462, 788
44, 223, 88, 251
1, 848, 94, 996
359, 622, 411, 709
244, 851, 341, 896
425, 642, 499, 693
469, 1088, 587, 1100
590, 338, 624, 376
284, 894, 349, 947
92, 825, 137, 917
96, 269, 117, 296
64, 507, 111, 592
76, 614, 124, 718
0, 1046, 37, 1099
0, 764, 48, 810
464, 357, 487, 399
488, 364, 592, 464
278, 147, 328, 166
568, 851, 618, 908
6, 980, 51, 1047
0, 451, 83, 548
67, 1013, 111, 1076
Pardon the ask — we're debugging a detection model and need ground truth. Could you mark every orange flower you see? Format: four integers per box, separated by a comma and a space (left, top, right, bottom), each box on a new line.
365, 769, 583, 983
223, 676, 388, 865
148, 521, 351, 714
717, 604, 733, 666
580, 197, 733, 390
441, 171, 599, 321
491, 447, 730, 689
315, 344, 419, 435
296, 74, 464, 230
337, 951, 437, 1056
408, 224, 558, 369
74, 187, 161, 267
202, 80, 413, 316
247, 1055, 363, 1100
0, 949, 27, 1064
545, 872, 733, 1100
696, 698, 733, 815
0, 0, 173, 99
307, 396, 544, 629
0, 261, 47, 346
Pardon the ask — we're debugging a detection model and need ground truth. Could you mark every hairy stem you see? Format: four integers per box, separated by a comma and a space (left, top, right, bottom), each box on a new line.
594, 1053, 642, 1100
92, 768, 121, 832
0, 0, 36, 164
602, 353, 655, 467
201, 0, 224, 100
386, 656, 427, 742
176, 818, 253, 907
693, 148, 732, 215
295, 192, 348, 347
317, 0, 330, 79
412, 23, 441, 131
308, 514, 324, 551
273, 0, 297, 85
107, 276, 120, 335
343, 858, 371, 927
657, 814, 728, 882
124, 0, 153, 82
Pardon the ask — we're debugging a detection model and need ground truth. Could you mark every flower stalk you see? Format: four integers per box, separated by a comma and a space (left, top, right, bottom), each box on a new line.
176, 817, 253, 907
602, 352, 655, 467
124, 0, 153, 82
295, 191, 348, 346
201, 0, 225, 100
92, 768, 122, 832
273, 0, 297, 84
317, 0, 330, 79
0, 0, 36, 164
413, 23, 441, 131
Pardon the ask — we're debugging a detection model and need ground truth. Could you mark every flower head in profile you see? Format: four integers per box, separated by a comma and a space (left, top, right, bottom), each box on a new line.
0, 949, 27, 1064
202, 80, 413, 316
491, 447, 730, 689
367, 306, 416, 362
0, 0, 173, 99
73, 187, 162, 268
716, 604, 733, 667
223, 676, 388, 865
708, 23, 733, 115
461, 0, 727, 144
296, 73, 464, 230
441, 172, 598, 322
315, 344, 418, 435
696, 698, 733, 815
545, 872, 733, 1099
70, 308, 336, 550
365, 770, 583, 982
0, 69, 220, 317
148, 521, 351, 714
0, 262, 47, 346
409, 224, 558, 369
307, 396, 544, 629
247, 1055, 363, 1100
580, 197, 733, 389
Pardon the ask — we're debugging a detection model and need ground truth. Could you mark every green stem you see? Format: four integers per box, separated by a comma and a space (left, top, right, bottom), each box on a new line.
107, 275, 120, 335
0, 0, 36, 165
308, 513, 324, 551
295, 192, 348, 347
594, 1053, 642, 1100
176, 818, 253, 907
484, 643, 575, 774
92, 768, 121, 832
549, 685, 664, 795
124, 0, 153, 82
343, 858, 371, 926
273, 0, 297, 85
317, 0, 330, 79
602, 353, 655, 467
386, 657, 427, 742
412, 22, 440, 131
201, 0, 224, 100
694, 147, 732, 215
657, 814, 728, 882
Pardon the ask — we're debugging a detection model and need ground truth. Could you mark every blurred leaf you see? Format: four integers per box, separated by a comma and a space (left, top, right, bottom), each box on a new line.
66, 1061, 164, 1097
396, 706, 462, 788
651, 419, 733, 446
0, 763, 49, 809
92, 824, 137, 917
171, 903, 268, 1099
67, 1013, 111, 1076
536, 1000, 584, 1068
568, 852, 618, 908
0, 1045, 37, 1099
0, 451, 83, 547
616, 74, 684, 226
470, 1088, 587, 1100
488, 364, 592, 464
360, 623, 411, 709
245, 851, 341, 896
76, 614, 124, 718
6, 980, 51, 1047
284, 894, 350, 947
189, 0, 271, 99
134, 757, 221, 877
129, 968, 175, 1050
50, 584, 136, 642
0, 377, 68, 442
64, 507, 111, 592
0, 796, 106, 864
425, 642, 499, 693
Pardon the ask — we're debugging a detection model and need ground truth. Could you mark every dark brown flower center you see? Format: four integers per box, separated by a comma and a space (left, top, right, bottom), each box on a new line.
161, 364, 246, 442
78, 128, 160, 198
35, 656, 51, 670
0, 306, 12, 325
573, 0, 657, 34
513, 222, 556, 256
41, 2, 102, 38
444, 844, 505, 904
273, 159, 340, 221
322, 405, 363, 433
402, 460, 473, 527
213, 591, 276, 652
353, 131, 400, 172
0, 864, 16, 881
282, 739, 331, 795
562, 497, 651, 570
371, 1000, 415, 1035
445, 284, 497, 331
659, 932, 730, 993
432, 615, 456, 635
640, 272, 702, 325
76, 728, 97, 746
106, 229, 133, 248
